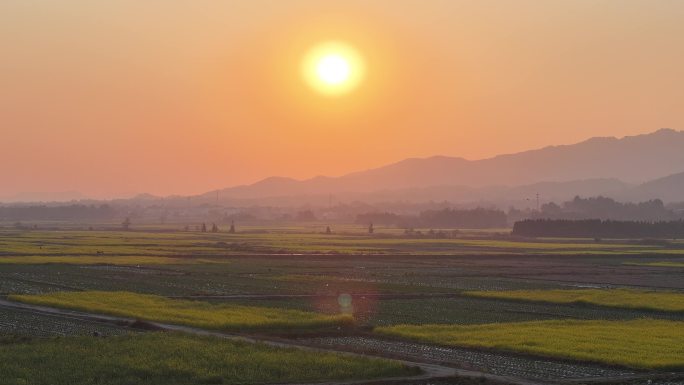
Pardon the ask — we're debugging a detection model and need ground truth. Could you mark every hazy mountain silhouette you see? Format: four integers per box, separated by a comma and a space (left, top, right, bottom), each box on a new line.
620, 171, 684, 202
200, 178, 631, 207
210, 129, 684, 201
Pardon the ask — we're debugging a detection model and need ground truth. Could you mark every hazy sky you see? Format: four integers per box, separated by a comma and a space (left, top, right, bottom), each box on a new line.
2, 1, 684, 198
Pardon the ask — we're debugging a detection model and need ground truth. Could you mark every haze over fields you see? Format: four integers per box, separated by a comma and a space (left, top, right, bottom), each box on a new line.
3, 129, 684, 206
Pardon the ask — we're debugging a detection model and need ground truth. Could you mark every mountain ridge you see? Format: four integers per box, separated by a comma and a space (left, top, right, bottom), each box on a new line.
208, 128, 684, 201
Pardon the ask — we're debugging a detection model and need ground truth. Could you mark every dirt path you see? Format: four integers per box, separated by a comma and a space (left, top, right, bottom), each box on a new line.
0, 298, 586, 385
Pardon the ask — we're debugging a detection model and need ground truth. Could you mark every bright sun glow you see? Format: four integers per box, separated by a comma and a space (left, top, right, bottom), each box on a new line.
316, 55, 350, 85
302, 41, 365, 96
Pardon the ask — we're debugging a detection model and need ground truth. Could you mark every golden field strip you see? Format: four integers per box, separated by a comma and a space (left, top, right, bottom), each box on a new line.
10, 291, 352, 332
3, 228, 684, 257
465, 288, 684, 312
375, 319, 684, 369
0, 256, 229, 265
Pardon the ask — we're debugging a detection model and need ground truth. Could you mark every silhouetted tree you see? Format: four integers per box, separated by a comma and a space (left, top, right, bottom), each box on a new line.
201, 223, 207, 232
325, 226, 332, 234
211, 223, 218, 233
228, 220, 236, 234
122, 217, 131, 231
368, 223, 374, 234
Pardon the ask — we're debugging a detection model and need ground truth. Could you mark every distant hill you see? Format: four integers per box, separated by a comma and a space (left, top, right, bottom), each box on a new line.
206, 129, 684, 202
621, 171, 684, 202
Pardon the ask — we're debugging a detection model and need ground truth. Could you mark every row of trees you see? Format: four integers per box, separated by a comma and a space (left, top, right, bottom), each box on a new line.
538, 196, 679, 221
512, 219, 684, 238
122, 218, 236, 233
0, 204, 116, 221
183, 222, 236, 233
356, 208, 508, 229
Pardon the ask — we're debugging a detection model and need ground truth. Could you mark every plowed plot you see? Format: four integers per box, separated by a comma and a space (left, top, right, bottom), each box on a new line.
219, 295, 684, 327
0, 333, 417, 385
303, 336, 634, 381
0, 262, 441, 297
368, 296, 684, 325
376, 319, 684, 370
0, 306, 128, 337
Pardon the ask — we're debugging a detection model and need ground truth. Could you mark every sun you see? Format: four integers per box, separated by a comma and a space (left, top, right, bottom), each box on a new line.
301, 41, 365, 96
316, 54, 350, 85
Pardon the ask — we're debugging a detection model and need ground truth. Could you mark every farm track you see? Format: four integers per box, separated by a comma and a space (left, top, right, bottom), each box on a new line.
0, 297, 548, 385
1, 298, 675, 385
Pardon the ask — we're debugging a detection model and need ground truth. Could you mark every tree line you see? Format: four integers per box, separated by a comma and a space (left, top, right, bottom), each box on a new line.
512, 219, 684, 238
356, 208, 507, 229
0, 204, 116, 221
537, 196, 679, 221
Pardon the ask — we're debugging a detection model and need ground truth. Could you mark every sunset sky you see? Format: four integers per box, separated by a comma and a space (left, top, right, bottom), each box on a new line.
2, 1, 684, 199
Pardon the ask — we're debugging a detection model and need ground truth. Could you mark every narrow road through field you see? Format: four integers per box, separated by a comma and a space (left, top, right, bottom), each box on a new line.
0, 297, 628, 385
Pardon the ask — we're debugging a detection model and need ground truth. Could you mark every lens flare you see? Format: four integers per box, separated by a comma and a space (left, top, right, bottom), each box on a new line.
338, 293, 353, 314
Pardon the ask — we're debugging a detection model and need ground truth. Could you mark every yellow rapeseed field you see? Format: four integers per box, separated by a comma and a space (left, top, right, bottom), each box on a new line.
376, 319, 684, 369
10, 291, 353, 332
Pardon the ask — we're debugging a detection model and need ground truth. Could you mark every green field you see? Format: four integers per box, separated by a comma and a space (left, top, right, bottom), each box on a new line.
626, 261, 684, 268
10, 291, 353, 332
0, 333, 416, 385
1, 228, 679, 257
466, 288, 684, 312
375, 319, 684, 369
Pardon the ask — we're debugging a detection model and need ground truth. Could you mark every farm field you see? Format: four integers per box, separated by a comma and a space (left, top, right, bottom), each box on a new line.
10, 291, 353, 333
1, 228, 684, 384
466, 288, 684, 312
0, 255, 226, 265
375, 319, 684, 370
0, 333, 417, 385
0, 305, 129, 337
626, 261, 684, 268
304, 336, 637, 381
221, 295, 684, 326
1, 228, 681, 257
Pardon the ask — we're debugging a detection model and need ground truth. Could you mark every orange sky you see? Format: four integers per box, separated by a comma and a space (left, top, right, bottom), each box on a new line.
2, 1, 684, 198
